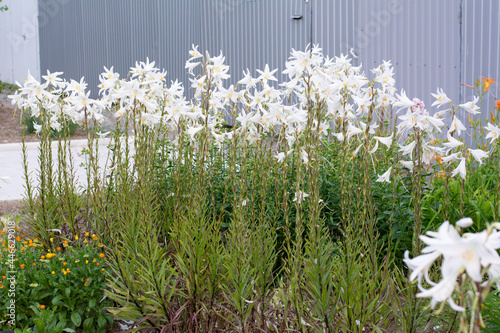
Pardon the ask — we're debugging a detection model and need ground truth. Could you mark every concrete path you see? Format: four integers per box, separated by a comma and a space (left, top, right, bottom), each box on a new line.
0, 139, 112, 201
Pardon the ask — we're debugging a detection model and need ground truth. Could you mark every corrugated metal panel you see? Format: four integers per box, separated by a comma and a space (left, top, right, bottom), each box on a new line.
197, 0, 310, 87
312, 0, 355, 59
39, 0, 310, 97
462, 0, 500, 130
38, 0, 499, 135
352, 0, 461, 113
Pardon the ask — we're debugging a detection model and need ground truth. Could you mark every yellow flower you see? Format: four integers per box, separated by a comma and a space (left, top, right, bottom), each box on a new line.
85, 232, 89, 237
46, 253, 56, 259
51, 271, 55, 275
74, 235, 79, 240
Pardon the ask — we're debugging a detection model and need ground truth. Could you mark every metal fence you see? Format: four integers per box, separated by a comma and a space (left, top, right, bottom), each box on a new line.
38, 0, 500, 127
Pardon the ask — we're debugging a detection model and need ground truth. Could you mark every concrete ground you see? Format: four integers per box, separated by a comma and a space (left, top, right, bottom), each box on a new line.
0, 139, 112, 201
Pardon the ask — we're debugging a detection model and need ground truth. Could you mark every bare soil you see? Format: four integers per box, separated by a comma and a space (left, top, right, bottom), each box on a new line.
0, 101, 88, 143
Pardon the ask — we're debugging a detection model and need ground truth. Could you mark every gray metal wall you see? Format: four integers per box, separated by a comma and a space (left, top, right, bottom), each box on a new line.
39, 0, 500, 121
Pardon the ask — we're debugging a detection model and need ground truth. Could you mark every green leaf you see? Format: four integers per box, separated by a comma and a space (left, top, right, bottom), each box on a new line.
52, 295, 64, 305
63, 329, 76, 333
71, 312, 82, 327
65, 287, 71, 298
83, 318, 94, 330
97, 315, 107, 328
88, 298, 96, 309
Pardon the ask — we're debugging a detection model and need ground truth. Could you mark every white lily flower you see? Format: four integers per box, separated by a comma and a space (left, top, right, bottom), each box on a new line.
274, 149, 293, 163
431, 88, 452, 108
333, 132, 345, 142
185, 60, 200, 75
376, 166, 392, 183
405, 219, 500, 313
369, 140, 379, 154
186, 125, 204, 140
346, 123, 363, 140
351, 144, 362, 157
33, 122, 42, 135
451, 158, 466, 179
458, 96, 480, 115
188, 44, 203, 60
394, 90, 417, 111
443, 133, 463, 149
256, 64, 278, 83
442, 152, 460, 164
484, 122, 500, 144
456, 217, 473, 228
468, 149, 489, 165
400, 160, 414, 171
374, 134, 393, 149
399, 141, 416, 157
448, 116, 466, 136
293, 191, 309, 204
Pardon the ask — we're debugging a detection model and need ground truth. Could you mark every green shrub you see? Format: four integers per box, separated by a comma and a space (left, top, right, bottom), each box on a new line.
0, 223, 113, 332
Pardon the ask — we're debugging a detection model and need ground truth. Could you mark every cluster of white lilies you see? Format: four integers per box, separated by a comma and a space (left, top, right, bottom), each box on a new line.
8, 44, 500, 314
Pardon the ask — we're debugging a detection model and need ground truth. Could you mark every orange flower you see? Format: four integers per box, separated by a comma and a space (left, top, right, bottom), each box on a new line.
84, 282, 88, 286
2, 276, 5, 279
33, 263, 36, 266
482, 77, 495, 92
99, 253, 105, 258
63, 262, 67, 266
495, 99, 500, 111
16, 236, 20, 242
87, 278, 90, 282
96, 262, 100, 266
40, 305, 45, 309
0, 283, 3, 288
20, 264, 25, 269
